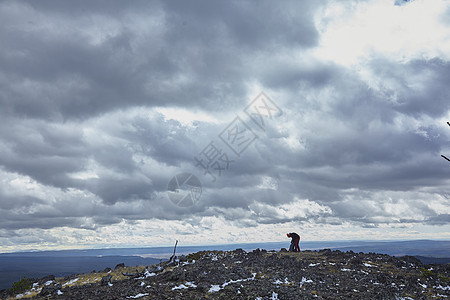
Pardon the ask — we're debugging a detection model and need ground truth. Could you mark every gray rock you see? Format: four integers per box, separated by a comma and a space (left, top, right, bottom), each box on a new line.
114, 263, 125, 270
101, 275, 112, 286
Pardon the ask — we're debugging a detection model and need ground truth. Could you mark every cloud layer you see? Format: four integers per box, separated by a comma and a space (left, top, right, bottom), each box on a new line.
1, 0, 450, 251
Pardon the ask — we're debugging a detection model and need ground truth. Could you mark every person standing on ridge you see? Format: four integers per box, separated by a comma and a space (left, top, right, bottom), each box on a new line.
287, 232, 300, 252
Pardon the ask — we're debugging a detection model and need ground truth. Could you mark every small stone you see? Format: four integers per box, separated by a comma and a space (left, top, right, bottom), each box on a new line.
114, 263, 125, 270
101, 275, 112, 286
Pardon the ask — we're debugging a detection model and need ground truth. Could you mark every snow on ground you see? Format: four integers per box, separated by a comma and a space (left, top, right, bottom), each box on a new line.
136, 269, 156, 279
44, 280, 53, 286
172, 282, 197, 290
300, 277, 313, 287
341, 268, 352, 272
434, 284, 450, 291
364, 262, 376, 267
127, 293, 149, 299
273, 277, 292, 285
208, 273, 257, 293
62, 277, 79, 287
208, 285, 221, 293
419, 283, 427, 289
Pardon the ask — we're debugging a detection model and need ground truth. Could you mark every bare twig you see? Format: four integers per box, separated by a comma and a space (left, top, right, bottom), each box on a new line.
443, 122, 450, 163
169, 240, 178, 262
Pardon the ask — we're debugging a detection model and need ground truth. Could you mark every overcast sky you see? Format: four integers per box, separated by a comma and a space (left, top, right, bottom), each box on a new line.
1, 0, 450, 252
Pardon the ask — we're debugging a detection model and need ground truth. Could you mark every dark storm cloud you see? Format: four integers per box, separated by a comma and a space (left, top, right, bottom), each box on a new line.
0, 0, 320, 120
0, 0, 449, 238
369, 58, 450, 117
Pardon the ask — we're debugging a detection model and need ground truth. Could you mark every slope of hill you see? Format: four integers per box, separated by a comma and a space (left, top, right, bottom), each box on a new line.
1, 248, 449, 299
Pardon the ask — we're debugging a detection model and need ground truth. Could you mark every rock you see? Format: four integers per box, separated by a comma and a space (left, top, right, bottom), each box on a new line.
280, 248, 288, 252
39, 282, 62, 296
13, 249, 449, 299
38, 274, 55, 284
101, 275, 112, 286
114, 263, 125, 270
103, 267, 112, 273
196, 281, 210, 292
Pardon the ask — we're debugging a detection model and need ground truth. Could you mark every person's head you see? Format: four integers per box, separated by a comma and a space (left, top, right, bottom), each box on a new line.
286, 233, 290, 238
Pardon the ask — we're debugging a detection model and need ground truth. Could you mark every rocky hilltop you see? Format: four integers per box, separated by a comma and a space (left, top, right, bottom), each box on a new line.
2, 248, 449, 299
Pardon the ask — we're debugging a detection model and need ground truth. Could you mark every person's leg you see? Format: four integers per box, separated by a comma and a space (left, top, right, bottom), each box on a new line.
289, 240, 294, 252
294, 238, 300, 252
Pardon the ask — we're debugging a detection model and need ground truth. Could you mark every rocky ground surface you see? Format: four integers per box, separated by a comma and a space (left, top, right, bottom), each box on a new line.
1, 248, 449, 299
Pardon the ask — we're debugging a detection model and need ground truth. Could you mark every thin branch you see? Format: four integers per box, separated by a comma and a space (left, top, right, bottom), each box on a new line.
442, 155, 450, 163
169, 240, 178, 262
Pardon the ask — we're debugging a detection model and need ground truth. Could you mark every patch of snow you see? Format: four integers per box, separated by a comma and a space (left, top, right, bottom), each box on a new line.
328, 262, 336, 265
364, 263, 375, 267
172, 282, 197, 290
273, 277, 292, 285
435, 284, 450, 290
140, 282, 145, 287
341, 268, 351, 272
137, 269, 156, 279
44, 280, 53, 286
309, 263, 319, 267
299, 277, 313, 287
209, 274, 256, 293
57, 290, 63, 295
144, 270, 156, 277
208, 285, 221, 292
185, 282, 197, 288
63, 277, 79, 287
15, 294, 24, 299
271, 291, 279, 300
419, 283, 427, 289
108, 282, 113, 287
32, 282, 39, 288
127, 293, 149, 299
172, 284, 188, 290
273, 279, 283, 285
235, 261, 242, 264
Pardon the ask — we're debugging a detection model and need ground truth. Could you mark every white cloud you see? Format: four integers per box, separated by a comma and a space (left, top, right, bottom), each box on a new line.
314, 0, 450, 66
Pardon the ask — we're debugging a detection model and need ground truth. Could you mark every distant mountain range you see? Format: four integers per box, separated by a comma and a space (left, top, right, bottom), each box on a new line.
1, 239, 448, 290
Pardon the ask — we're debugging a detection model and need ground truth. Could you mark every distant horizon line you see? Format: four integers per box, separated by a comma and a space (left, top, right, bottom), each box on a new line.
2, 238, 449, 255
